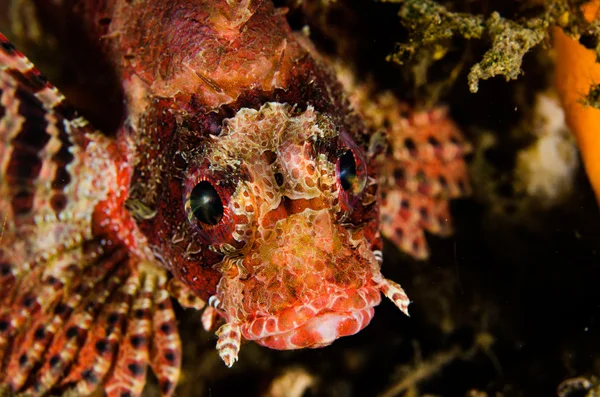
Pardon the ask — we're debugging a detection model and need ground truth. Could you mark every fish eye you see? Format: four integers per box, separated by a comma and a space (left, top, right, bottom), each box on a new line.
189, 180, 224, 225
338, 150, 358, 192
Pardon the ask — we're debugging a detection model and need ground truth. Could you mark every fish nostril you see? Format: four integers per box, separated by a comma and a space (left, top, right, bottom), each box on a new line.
274, 172, 284, 187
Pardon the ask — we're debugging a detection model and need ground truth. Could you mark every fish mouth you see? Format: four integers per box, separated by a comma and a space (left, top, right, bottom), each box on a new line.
239, 285, 382, 350
214, 275, 409, 367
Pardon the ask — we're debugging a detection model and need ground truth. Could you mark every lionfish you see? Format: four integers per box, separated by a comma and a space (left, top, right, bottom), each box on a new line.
0, 0, 470, 395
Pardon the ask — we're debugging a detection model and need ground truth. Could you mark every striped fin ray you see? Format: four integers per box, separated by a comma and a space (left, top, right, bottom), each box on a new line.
382, 158, 470, 200
0, 243, 180, 396
0, 38, 127, 385
380, 189, 453, 259
0, 267, 59, 380
1, 33, 90, 226
0, 238, 107, 374
6, 247, 129, 391
150, 287, 182, 396
53, 254, 133, 394
0, 257, 15, 304
103, 270, 158, 397
387, 106, 472, 164
0, 241, 121, 385
345, 77, 471, 260
0, 34, 184, 397
0, 257, 78, 375
0, 33, 120, 280
35, 272, 139, 395
60, 265, 181, 397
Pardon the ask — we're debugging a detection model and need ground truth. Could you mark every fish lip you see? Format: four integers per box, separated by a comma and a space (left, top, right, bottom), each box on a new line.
251, 307, 377, 350
239, 284, 382, 349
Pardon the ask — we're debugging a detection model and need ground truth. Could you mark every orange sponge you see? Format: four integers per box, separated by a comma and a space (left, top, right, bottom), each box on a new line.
553, 0, 600, 205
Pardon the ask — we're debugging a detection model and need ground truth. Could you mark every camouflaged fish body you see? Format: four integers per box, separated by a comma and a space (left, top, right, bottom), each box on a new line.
0, 1, 471, 396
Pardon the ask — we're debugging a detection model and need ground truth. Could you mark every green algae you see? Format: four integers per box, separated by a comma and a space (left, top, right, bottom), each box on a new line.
384, 0, 600, 93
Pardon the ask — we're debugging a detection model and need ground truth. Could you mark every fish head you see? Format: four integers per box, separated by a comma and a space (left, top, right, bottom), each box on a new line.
182, 102, 393, 350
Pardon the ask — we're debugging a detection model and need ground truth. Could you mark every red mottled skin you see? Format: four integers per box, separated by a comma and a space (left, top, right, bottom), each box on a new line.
0, 0, 470, 395
78, 0, 360, 298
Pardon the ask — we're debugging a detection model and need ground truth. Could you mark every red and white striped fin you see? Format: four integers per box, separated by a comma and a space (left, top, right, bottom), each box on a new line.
381, 158, 470, 200
380, 189, 454, 260
103, 271, 156, 397
32, 266, 138, 395
8, 248, 128, 391
150, 285, 182, 396
0, 239, 106, 378
0, 35, 182, 397
0, 32, 121, 278
348, 80, 471, 260
57, 271, 139, 395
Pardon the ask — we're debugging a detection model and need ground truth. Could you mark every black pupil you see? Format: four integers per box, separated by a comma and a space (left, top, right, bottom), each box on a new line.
190, 181, 224, 225
339, 150, 357, 191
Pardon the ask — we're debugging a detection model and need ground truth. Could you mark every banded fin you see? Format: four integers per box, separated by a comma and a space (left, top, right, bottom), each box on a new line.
1, 33, 91, 228
102, 271, 155, 397
32, 263, 138, 395
149, 288, 182, 396
0, 34, 185, 396
8, 248, 128, 391
351, 86, 471, 259
378, 105, 471, 259
1, 239, 180, 397
0, 32, 122, 279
